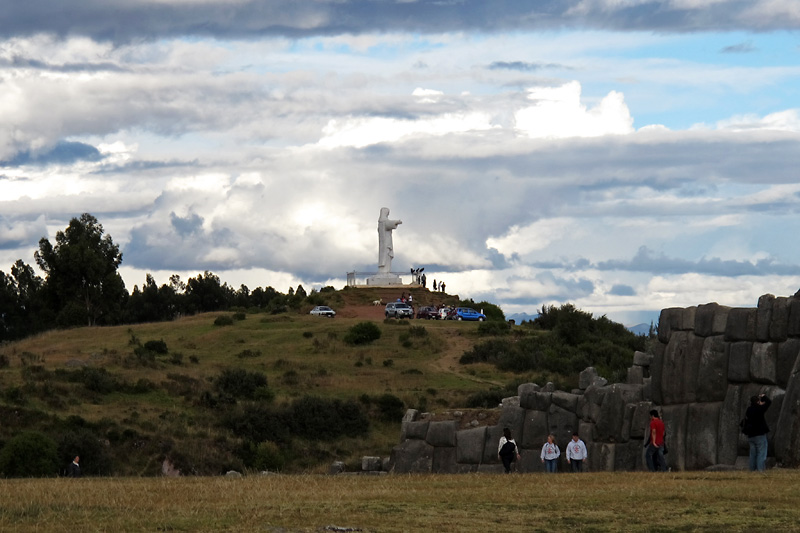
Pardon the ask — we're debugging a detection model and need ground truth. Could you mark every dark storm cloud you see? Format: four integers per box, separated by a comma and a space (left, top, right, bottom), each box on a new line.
0, 1, 796, 43
535, 246, 800, 277
608, 284, 636, 296
0, 55, 126, 73
0, 141, 103, 167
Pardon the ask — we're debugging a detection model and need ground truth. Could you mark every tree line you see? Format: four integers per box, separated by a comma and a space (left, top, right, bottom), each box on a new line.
0, 213, 323, 342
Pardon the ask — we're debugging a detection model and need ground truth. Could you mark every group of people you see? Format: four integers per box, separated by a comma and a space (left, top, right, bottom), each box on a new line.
497, 394, 773, 474
497, 428, 588, 474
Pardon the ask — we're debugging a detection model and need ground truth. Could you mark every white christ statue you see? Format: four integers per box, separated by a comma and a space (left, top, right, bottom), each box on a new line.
377, 207, 402, 274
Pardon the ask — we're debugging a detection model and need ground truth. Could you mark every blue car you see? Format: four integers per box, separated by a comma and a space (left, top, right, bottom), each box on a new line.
454, 307, 486, 321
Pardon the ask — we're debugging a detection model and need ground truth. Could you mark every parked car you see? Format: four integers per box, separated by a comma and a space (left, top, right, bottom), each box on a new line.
453, 307, 486, 321
416, 306, 438, 320
438, 307, 453, 320
385, 301, 414, 319
309, 305, 336, 317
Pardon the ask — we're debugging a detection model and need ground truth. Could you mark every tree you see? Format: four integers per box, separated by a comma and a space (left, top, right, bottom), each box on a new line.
35, 213, 127, 327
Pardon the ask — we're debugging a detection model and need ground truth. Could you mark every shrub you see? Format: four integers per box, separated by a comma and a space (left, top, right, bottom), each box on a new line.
232, 312, 246, 321
465, 388, 505, 408
235, 349, 262, 359
401, 368, 423, 375
408, 326, 428, 338
344, 322, 381, 345
78, 367, 121, 394
0, 431, 59, 477
215, 369, 268, 400
375, 394, 405, 422
477, 321, 511, 336
382, 359, 394, 367
143, 339, 168, 354
288, 396, 369, 440
302, 331, 313, 339
251, 441, 285, 471
214, 315, 234, 326
0, 354, 9, 368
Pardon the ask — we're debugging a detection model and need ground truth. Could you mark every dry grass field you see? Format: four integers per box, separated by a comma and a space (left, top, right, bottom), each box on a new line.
1, 470, 799, 532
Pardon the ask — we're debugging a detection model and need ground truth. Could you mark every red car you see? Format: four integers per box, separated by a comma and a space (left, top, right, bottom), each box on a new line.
416, 306, 438, 319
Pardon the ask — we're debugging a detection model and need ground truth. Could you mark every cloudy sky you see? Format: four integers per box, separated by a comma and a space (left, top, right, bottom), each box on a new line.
2, 0, 800, 326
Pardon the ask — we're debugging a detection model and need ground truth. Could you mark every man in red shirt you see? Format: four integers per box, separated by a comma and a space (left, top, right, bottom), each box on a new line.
646, 409, 666, 472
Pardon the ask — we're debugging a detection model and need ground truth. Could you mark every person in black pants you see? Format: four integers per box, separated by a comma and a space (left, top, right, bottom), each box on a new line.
743, 393, 772, 472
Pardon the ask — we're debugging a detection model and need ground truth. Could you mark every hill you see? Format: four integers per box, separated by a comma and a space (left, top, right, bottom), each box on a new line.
0, 287, 518, 475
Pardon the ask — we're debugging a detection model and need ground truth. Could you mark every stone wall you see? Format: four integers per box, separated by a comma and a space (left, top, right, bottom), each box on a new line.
390, 293, 800, 472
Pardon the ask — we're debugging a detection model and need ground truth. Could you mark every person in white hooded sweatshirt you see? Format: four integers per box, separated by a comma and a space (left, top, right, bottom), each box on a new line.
566, 432, 588, 472
540, 434, 560, 473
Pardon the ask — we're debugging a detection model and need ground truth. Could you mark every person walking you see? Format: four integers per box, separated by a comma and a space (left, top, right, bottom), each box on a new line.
497, 427, 521, 474
566, 433, 588, 472
743, 393, 772, 472
540, 434, 560, 473
646, 410, 666, 472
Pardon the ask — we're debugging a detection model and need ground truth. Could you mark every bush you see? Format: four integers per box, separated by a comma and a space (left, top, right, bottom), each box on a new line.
465, 388, 505, 408
0, 354, 9, 368
215, 369, 269, 400
235, 349, 262, 359
344, 322, 381, 345
214, 315, 234, 326
375, 394, 405, 422
232, 312, 246, 321
251, 440, 285, 471
288, 396, 369, 440
0, 431, 59, 477
477, 321, 511, 336
143, 339, 168, 354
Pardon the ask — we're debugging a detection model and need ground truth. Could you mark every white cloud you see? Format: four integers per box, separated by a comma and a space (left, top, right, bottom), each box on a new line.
514, 82, 634, 139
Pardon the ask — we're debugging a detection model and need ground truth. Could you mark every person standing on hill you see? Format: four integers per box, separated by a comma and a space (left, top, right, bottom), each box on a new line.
743, 393, 772, 472
566, 433, 588, 472
498, 427, 521, 474
540, 434, 560, 473
646, 410, 666, 472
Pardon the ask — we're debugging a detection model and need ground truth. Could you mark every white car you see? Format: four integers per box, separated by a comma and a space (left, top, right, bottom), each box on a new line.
309, 305, 336, 317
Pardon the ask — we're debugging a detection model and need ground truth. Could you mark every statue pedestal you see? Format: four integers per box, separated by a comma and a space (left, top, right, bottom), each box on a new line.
367, 274, 402, 286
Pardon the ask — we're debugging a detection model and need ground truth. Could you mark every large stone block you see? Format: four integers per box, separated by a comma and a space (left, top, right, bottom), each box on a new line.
390, 439, 434, 473
661, 331, 702, 405
578, 421, 596, 444
619, 403, 636, 443
658, 308, 683, 343
789, 299, 800, 338
614, 440, 642, 472
725, 307, 757, 342
426, 421, 457, 447
482, 425, 504, 464
727, 342, 753, 383
517, 383, 540, 407
756, 294, 775, 342
515, 452, 540, 474
770, 297, 790, 342
642, 377, 652, 402
403, 420, 429, 440
627, 365, 644, 385
583, 384, 609, 407
650, 342, 665, 405
589, 442, 615, 472
695, 303, 730, 337
432, 447, 458, 473
633, 351, 654, 367
631, 402, 654, 439
521, 410, 549, 449
551, 391, 579, 413
774, 353, 800, 467
777, 339, 800, 389
497, 405, 526, 442
662, 404, 688, 471
680, 306, 697, 331
578, 367, 599, 390
750, 342, 777, 384
718, 385, 743, 465
548, 404, 579, 448
595, 384, 637, 442
455, 426, 486, 464
400, 409, 420, 441
685, 402, 721, 470
696, 335, 727, 403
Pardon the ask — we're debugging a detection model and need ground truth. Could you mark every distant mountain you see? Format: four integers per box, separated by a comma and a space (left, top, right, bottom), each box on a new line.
507, 312, 538, 324
627, 323, 652, 336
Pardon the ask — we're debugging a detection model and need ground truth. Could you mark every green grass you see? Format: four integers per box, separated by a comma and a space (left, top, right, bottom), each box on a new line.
0, 471, 798, 532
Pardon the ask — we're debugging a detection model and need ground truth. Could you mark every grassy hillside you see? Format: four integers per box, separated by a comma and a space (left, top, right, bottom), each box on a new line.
0, 287, 528, 475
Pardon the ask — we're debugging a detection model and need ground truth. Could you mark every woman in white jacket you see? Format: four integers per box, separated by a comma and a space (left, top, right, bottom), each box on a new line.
540, 434, 560, 473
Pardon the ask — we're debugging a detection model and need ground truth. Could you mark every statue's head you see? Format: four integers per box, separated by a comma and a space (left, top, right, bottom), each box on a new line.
379, 207, 390, 219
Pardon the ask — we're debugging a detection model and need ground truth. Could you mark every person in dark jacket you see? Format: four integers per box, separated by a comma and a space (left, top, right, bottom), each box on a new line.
744, 394, 772, 472
68, 455, 81, 477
